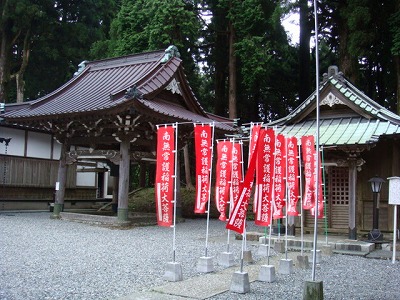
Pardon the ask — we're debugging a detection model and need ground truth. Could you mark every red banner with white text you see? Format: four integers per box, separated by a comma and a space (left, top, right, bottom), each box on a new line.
155, 125, 176, 227
226, 137, 260, 234
311, 149, 324, 218
231, 141, 243, 207
255, 128, 275, 226
249, 124, 262, 213
301, 135, 315, 210
273, 134, 286, 219
215, 140, 232, 221
194, 124, 213, 214
286, 136, 300, 216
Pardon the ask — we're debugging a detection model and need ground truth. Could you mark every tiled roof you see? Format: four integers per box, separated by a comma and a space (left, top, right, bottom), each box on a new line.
269, 68, 400, 146
4, 50, 165, 120
134, 98, 234, 132
274, 117, 400, 146
3, 49, 232, 133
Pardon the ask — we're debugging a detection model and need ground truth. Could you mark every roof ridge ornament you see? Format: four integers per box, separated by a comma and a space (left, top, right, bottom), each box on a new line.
125, 85, 143, 99
74, 60, 89, 76
322, 65, 345, 85
161, 45, 181, 63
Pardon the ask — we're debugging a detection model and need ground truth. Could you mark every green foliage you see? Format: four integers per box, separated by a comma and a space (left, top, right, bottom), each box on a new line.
104, 0, 201, 56
128, 187, 220, 219
201, 0, 298, 122
1, 0, 118, 102
389, 10, 400, 55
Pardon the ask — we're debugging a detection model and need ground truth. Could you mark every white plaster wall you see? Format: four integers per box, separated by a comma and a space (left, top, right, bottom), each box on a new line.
26, 131, 52, 159
76, 171, 96, 187
0, 127, 25, 156
52, 141, 61, 160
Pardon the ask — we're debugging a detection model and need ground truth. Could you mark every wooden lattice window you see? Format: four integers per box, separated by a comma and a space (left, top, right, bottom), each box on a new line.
330, 167, 349, 206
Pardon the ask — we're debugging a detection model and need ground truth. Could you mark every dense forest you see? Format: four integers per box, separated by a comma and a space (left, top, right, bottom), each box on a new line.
1, 0, 399, 124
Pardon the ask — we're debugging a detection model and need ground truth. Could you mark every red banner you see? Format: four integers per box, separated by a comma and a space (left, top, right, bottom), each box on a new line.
194, 124, 213, 214
301, 135, 315, 210
249, 124, 262, 213
226, 137, 260, 234
155, 125, 175, 227
215, 141, 232, 221
273, 134, 286, 219
231, 141, 243, 207
255, 128, 275, 226
286, 136, 300, 216
311, 149, 324, 218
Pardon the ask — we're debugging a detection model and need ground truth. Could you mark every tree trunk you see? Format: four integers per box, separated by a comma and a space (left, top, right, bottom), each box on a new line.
228, 19, 237, 120
213, 3, 229, 117
396, 56, 400, 115
299, 0, 312, 102
14, 30, 31, 103
337, 2, 358, 83
183, 144, 194, 190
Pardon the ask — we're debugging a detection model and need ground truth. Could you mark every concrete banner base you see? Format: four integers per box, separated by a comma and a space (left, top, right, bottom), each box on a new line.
218, 252, 235, 267
311, 249, 322, 264
243, 250, 253, 263
258, 265, 276, 282
321, 244, 333, 256
257, 244, 270, 257
274, 240, 285, 253
164, 262, 183, 282
230, 271, 250, 293
303, 280, 324, 300
278, 258, 293, 274
297, 255, 310, 269
197, 256, 214, 273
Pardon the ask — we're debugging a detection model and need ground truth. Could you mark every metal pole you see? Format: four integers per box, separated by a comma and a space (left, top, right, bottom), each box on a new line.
204, 123, 215, 257
172, 123, 178, 262
312, 0, 320, 282
393, 205, 397, 264
298, 144, 304, 256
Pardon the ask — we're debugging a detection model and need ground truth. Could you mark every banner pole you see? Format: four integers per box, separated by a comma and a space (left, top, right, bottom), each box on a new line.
172, 122, 179, 263
298, 144, 304, 256
204, 123, 215, 257
285, 138, 289, 260
240, 233, 245, 273
321, 146, 328, 245
393, 205, 397, 264
267, 200, 274, 265
311, 0, 321, 282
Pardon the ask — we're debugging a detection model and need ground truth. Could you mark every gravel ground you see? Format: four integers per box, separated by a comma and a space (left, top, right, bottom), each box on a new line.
0, 212, 399, 300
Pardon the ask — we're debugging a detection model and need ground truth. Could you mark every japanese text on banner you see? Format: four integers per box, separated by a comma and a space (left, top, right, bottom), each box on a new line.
194, 124, 213, 214
286, 136, 300, 216
215, 141, 232, 221
255, 128, 275, 226
231, 141, 243, 207
226, 136, 260, 234
301, 135, 315, 210
155, 126, 175, 227
273, 134, 286, 219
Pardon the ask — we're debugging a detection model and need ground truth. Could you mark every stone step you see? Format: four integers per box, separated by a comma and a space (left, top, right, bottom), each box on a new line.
332, 249, 369, 257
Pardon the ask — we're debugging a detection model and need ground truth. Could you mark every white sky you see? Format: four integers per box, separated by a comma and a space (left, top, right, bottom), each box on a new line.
282, 13, 300, 46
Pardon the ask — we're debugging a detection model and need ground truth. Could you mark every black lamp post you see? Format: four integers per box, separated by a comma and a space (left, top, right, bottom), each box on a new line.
367, 176, 385, 242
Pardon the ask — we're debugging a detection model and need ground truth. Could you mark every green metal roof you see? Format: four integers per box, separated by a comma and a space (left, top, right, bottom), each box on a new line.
274, 117, 400, 146
269, 66, 400, 147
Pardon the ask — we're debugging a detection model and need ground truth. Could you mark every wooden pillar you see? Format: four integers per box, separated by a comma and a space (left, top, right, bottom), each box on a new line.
348, 157, 357, 239
52, 141, 69, 218
112, 176, 119, 212
139, 162, 146, 187
183, 144, 194, 190
390, 140, 400, 231
117, 138, 130, 222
